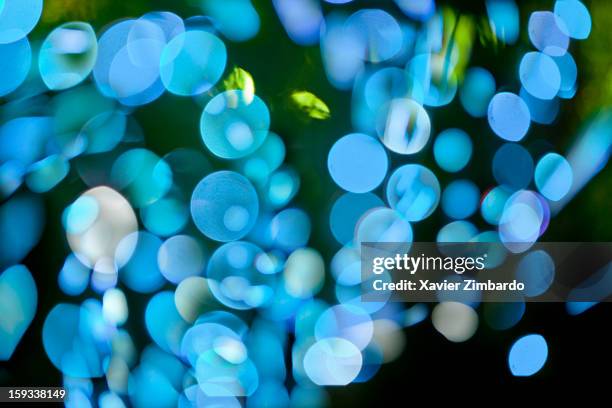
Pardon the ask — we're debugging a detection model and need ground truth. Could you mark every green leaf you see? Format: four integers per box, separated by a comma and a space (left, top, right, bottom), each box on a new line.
290, 91, 331, 120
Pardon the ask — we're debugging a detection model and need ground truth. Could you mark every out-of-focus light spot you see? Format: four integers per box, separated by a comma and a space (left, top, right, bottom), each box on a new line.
200, 90, 269, 159
43, 302, 110, 378
207, 241, 276, 309
442, 180, 479, 219
110, 149, 172, 208
320, 13, 363, 90
265, 166, 300, 208
0, 160, 24, 198
235, 132, 285, 186
65, 187, 137, 268
329, 192, 384, 244
499, 190, 548, 253
386, 164, 440, 222
102, 288, 128, 326
160, 30, 227, 96
129, 363, 179, 407
519, 52, 561, 100
394, 0, 435, 21
534, 153, 573, 201
371, 319, 405, 362
345, 9, 403, 63
99, 392, 126, 408
174, 276, 215, 323
328, 133, 388, 193
519, 88, 560, 125
554, 0, 591, 40
58, 254, 90, 296
273, 0, 322, 46
508, 334, 548, 376
481, 186, 512, 225
516, 250, 555, 297
0, 0, 42, 44
39, 22, 97, 90
284, 248, 325, 299
303, 337, 362, 386
403, 303, 429, 327
270, 208, 311, 251
492, 143, 534, 190
140, 195, 189, 237
432, 302, 478, 342
553, 52, 577, 95
377, 98, 431, 155
460, 67, 496, 118
201, 0, 260, 42
290, 90, 330, 120
0, 116, 51, 168
437, 220, 478, 243
93, 20, 165, 106
488, 92, 531, 142
191, 171, 259, 242
528, 11, 569, 56
0, 37, 31, 96
0, 193, 44, 268
486, 0, 519, 44
315, 304, 373, 350
434, 128, 473, 172
25, 154, 69, 193
158, 235, 206, 284
80, 110, 127, 154
0, 265, 37, 360
117, 231, 166, 293
145, 291, 189, 355
290, 385, 329, 408
354, 207, 413, 246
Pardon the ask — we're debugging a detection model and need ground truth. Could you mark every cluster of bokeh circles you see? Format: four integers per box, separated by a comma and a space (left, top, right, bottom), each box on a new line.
318, 0, 601, 383
0, 0, 609, 406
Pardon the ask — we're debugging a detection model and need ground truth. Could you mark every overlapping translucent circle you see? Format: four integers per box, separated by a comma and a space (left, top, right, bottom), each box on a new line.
64, 186, 137, 268
534, 152, 573, 201
376, 98, 431, 155
328, 133, 388, 193
329, 192, 384, 244
206, 241, 276, 310
519, 52, 561, 100
0, 37, 31, 97
200, 90, 270, 159
191, 171, 259, 242
516, 250, 555, 297
528, 11, 569, 56
0, 0, 42, 44
386, 164, 440, 222
498, 190, 548, 252
354, 207, 412, 246
39, 22, 98, 91
303, 337, 363, 386
158, 235, 206, 284
117, 231, 166, 293
110, 148, 173, 208
488, 92, 531, 142
160, 30, 226, 96
554, 0, 591, 40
